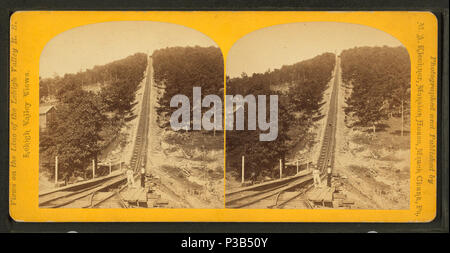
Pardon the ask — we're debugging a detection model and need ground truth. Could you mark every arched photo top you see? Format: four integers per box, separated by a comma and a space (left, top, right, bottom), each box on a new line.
40, 21, 220, 78
226, 22, 408, 78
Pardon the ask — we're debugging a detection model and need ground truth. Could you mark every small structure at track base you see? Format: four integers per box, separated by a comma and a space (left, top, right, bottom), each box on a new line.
306, 186, 335, 208
120, 174, 168, 208
121, 187, 149, 207
306, 177, 355, 209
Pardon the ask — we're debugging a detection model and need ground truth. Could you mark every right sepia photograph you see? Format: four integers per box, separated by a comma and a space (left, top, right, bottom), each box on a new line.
225, 22, 411, 209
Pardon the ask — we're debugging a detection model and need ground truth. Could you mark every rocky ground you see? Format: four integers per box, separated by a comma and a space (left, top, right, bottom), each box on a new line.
334, 71, 410, 210
143, 61, 224, 209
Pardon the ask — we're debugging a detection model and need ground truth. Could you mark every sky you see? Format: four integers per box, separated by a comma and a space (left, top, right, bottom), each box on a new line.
226, 22, 404, 78
40, 21, 404, 79
40, 21, 217, 78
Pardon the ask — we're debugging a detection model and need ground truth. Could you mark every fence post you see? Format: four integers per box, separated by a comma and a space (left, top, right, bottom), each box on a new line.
92, 159, 95, 179
327, 166, 332, 187
241, 156, 245, 184
279, 159, 282, 179
296, 160, 299, 174
55, 156, 58, 186
109, 162, 112, 174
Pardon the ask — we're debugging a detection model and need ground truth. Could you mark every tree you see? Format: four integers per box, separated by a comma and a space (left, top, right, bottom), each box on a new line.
40, 90, 107, 178
341, 46, 411, 134
39, 52, 148, 179
153, 46, 224, 128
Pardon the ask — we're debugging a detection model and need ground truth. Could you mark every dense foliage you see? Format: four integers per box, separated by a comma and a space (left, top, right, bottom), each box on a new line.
152, 46, 224, 128
226, 53, 336, 179
340, 46, 410, 133
40, 53, 147, 178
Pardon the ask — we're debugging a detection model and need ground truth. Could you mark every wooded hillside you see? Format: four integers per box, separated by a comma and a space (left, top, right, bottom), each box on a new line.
152, 46, 224, 129
226, 53, 336, 179
340, 46, 410, 133
40, 53, 147, 178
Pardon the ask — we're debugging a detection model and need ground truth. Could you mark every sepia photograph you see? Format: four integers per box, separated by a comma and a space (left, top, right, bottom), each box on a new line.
225, 22, 411, 209
38, 21, 224, 208
9, 9, 440, 224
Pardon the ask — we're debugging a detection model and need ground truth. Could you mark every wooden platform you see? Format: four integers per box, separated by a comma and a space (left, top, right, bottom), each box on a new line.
307, 186, 335, 207
121, 187, 148, 205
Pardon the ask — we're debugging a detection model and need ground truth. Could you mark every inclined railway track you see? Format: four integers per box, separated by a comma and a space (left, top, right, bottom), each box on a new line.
39, 55, 153, 208
316, 57, 340, 174
225, 172, 312, 209
226, 56, 341, 209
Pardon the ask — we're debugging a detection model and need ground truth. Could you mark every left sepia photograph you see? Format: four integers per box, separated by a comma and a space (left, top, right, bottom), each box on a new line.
38, 21, 224, 208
